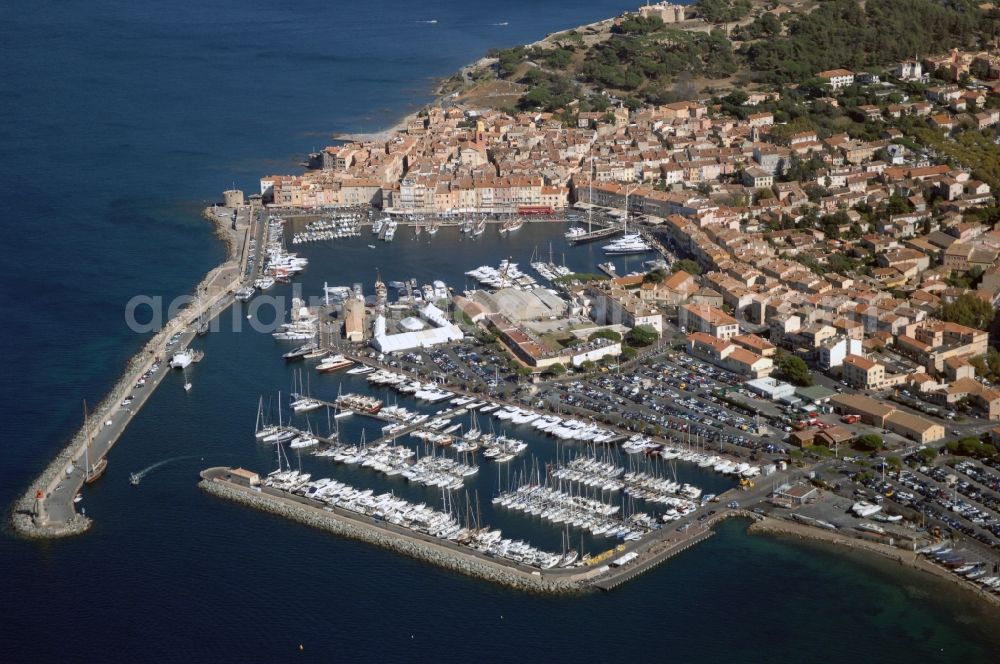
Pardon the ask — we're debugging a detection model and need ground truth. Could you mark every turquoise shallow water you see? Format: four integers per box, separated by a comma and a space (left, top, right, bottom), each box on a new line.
2, 1, 1000, 661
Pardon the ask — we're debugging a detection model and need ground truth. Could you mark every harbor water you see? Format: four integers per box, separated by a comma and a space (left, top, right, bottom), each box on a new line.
3, 1, 1000, 661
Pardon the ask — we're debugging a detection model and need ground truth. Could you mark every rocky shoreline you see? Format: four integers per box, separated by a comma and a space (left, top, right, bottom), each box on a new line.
201, 206, 242, 262
748, 517, 1000, 610
199, 474, 596, 594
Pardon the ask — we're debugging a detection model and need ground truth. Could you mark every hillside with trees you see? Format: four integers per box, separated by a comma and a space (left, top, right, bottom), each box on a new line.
469, 0, 1000, 114
739, 0, 992, 84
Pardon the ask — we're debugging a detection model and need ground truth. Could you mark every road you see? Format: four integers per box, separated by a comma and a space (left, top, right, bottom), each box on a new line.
29, 205, 253, 532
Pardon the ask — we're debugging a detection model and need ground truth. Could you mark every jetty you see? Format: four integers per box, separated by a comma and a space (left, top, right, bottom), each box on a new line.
567, 226, 621, 245
10, 202, 260, 539
199, 467, 771, 594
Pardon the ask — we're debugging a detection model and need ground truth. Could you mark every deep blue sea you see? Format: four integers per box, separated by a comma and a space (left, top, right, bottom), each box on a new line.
2, 1, 999, 662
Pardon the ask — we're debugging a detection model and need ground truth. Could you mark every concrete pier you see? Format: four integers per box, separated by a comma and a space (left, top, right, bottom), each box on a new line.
9, 204, 258, 539
199, 467, 778, 593
199, 467, 600, 594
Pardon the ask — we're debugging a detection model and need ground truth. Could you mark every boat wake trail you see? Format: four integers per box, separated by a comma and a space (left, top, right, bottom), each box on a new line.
130, 454, 230, 485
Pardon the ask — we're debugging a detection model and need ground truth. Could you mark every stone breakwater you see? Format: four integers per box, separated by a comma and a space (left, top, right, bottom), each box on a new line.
9, 501, 92, 540
8, 208, 247, 539
748, 517, 1000, 610
199, 475, 596, 594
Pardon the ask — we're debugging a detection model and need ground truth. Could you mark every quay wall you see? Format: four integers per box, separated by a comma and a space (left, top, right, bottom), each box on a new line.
198, 472, 596, 594
199, 471, 764, 594
592, 512, 761, 591
8, 207, 249, 539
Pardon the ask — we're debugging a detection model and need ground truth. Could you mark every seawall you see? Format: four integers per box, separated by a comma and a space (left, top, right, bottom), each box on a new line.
198, 470, 596, 594
8, 205, 250, 539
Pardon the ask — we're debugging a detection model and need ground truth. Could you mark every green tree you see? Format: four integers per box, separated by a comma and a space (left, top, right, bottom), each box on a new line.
855, 434, 884, 451
627, 324, 660, 348
971, 58, 991, 80
621, 345, 639, 361
547, 362, 567, 376
496, 46, 526, 79
698, 0, 752, 24
739, 0, 981, 86
643, 268, 668, 284
945, 437, 998, 459
970, 347, 1000, 383
589, 329, 623, 342
776, 355, 813, 386
672, 258, 702, 275
612, 15, 665, 35
940, 293, 996, 331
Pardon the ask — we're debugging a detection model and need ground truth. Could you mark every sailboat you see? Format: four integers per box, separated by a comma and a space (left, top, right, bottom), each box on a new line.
472, 216, 486, 237
254, 395, 280, 441
261, 391, 295, 445
566, 155, 594, 241
499, 216, 523, 233
290, 370, 322, 413
601, 189, 650, 254
195, 288, 210, 336
82, 400, 107, 485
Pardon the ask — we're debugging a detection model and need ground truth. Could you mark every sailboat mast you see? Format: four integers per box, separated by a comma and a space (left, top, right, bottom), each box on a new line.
83, 400, 90, 475
588, 155, 593, 233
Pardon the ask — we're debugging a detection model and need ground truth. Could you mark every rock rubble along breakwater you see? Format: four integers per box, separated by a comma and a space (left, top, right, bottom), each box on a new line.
9, 206, 249, 539
198, 471, 595, 594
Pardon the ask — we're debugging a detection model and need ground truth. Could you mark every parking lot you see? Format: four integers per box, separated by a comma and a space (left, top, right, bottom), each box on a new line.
537, 351, 785, 459
847, 454, 1000, 554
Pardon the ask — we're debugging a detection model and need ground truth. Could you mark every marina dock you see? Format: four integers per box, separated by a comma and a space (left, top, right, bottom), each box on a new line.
270, 398, 472, 450
567, 226, 622, 245
199, 466, 763, 593
200, 466, 599, 593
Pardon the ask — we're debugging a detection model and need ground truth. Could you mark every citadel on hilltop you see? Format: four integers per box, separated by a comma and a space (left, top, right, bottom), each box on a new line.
637, 2, 686, 24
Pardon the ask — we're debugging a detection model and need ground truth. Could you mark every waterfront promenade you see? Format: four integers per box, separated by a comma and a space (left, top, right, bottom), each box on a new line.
9, 204, 258, 538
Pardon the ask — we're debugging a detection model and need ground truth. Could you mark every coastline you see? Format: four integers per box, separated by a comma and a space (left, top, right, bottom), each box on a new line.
748, 517, 1000, 610
6, 6, 659, 540
8, 205, 249, 539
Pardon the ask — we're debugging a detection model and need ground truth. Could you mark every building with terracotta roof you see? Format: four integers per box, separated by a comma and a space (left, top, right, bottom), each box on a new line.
884, 410, 944, 443
817, 68, 855, 89
829, 393, 896, 426
680, 303, 739, 339
897, 320, 988, 373
686, 332, 773, 378
842, 354, 886, 389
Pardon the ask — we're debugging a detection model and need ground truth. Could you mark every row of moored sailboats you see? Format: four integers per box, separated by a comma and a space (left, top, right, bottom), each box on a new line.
265, 470, 576, 569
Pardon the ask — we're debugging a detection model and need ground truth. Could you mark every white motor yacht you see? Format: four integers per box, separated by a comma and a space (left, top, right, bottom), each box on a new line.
169, 350, 193, 369
602, 233, 651, 255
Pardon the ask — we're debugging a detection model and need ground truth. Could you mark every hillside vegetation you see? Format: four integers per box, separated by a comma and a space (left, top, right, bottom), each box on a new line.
477, 0, 1000, 112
